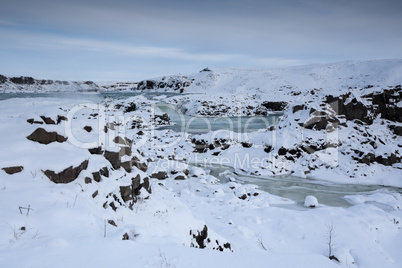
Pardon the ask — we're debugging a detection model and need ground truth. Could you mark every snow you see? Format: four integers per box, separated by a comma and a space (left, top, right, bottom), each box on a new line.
0, 59, 402, 267
304, 195, 319, 208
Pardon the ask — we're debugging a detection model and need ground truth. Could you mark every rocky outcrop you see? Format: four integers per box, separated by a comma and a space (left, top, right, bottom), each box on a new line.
10, 76, 35, 85
325, 94, 373, 124
27, 118, 43, 124
0, 74, 100, 92
151, 171, 168, 180
88, 147, 104, 155
0, 74, 7, 84
191, 138, 230, 153
2, 166, 24, 174
104, 151, 121, 170
124, 102, 136, 113
92, 167, 109, 182
137, 80, 156, 90
119, 175, 151, 205
261, 101, 288, 111
43, 160, 88, 184
303, 111, 340, 131
83, 126, 92, 132
137, 76, 192, 92
352, 150, 401, 166
190, 225, 232, 252
325, 87, 402, 124
26, 128, 67, 144
40, 116, 56, 125
389, 125, 402, 136
371, 87, 402, 122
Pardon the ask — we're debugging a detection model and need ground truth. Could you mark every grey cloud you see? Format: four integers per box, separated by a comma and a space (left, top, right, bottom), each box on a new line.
0, 0, 401, 80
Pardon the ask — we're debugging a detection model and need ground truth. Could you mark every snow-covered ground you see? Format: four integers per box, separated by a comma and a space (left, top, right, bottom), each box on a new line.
1, 60, 402, 267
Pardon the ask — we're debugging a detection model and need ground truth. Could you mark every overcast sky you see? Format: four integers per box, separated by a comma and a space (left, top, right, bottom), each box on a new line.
1, 0, 401, 81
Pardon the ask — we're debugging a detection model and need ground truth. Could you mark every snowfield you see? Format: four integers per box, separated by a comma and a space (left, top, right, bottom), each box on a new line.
0, 60, 402, 267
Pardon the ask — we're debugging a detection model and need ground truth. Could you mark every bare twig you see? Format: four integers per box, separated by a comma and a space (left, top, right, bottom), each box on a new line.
257, 233, 269, 251
73, 195, 78, 208
18, 205, 33, 216
326, 221, 336, 258
104, 220, 107, 238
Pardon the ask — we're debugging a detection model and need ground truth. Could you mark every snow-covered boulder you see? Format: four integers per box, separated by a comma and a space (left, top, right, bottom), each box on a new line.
304, 195, 319, 208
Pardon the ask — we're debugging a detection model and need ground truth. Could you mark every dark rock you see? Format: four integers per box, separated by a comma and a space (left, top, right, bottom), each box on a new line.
109, 202, 117, 211
329, 255, 340, 262
353, 151, 401, 166
120, 185, 132, 202
241, 142, 252, 148
92, 172, 101, 182
132, 159, 148, 172
122, 233, 130, 240
154, 113, 170, 123
344, 98, 371, 123
43, 160, 88, 184
261, 101, 287, 111
26, 128, 67, 145
2, 166, 24, 174
264, 145, 273, 153
120, 175, 151, 204
221, 144, 230, 150
100, 167, 109, 177
239, 194, 248, 200
394, 126, 402, 136
83, 126, 92, 132
192, 139, 208, 153
193, 225, 208, 249
292, 104, 306, 113
132, 174, 141, 192
278, 147, 287, 155
358, 153, 376, 165
137, 80, 156, 90
83, 81, 95, 86
40, 116, 56, 125
151, 171, 168, 180
200, 68, 211, 72
124, 102, 136, 113
84, 177, 92, 184
92, 190, 98, 198
56, 115, 67, 124
142, 177, 151, 193
121, 161, 132, 173
104, 151, 121, 170
120, 146, 132, 157
108, 220, 117, 227
113, 136, 126, 145
88, 147, 104, 155
301, 142, 337, 154
10, 76, 35, 85
325, 94, 373, 124
174, 175, 186, 180
0, 74, 7, 84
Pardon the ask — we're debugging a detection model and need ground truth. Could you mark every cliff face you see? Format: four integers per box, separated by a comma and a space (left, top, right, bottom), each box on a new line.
0, 74, 102, 92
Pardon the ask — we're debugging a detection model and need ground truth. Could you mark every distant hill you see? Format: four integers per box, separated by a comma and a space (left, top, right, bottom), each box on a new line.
135, 59, 402, 100
2, 59, 401, 94
0, 74, 137, 92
